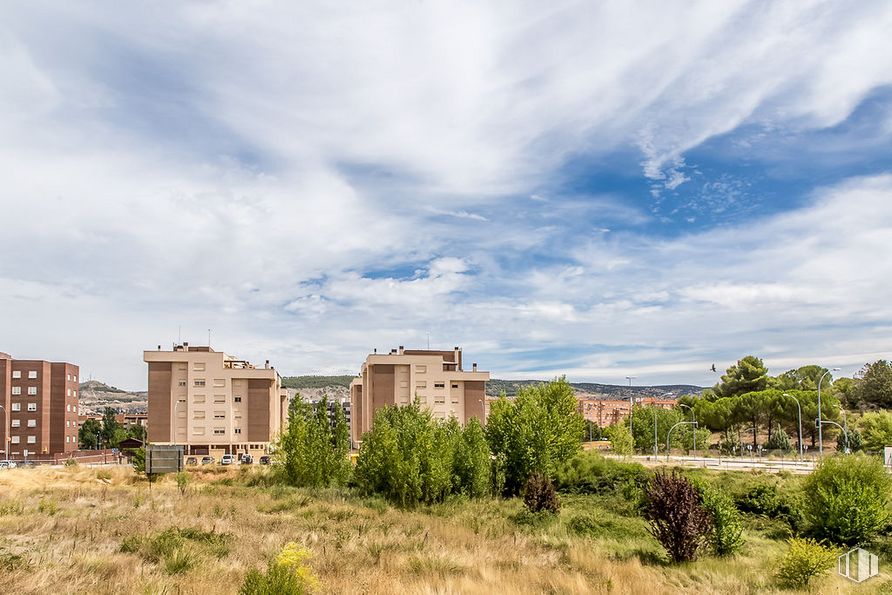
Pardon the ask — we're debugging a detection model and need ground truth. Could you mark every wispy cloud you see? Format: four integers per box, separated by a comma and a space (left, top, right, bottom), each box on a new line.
0, 2, 890, 387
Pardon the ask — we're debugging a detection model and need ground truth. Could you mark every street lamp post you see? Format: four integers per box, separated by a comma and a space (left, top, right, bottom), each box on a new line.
666, 420, 697, 461
652, 407, 658, 458
823, 420, 849, 453
782, 393, 803, 459
0, 405, 7, 458
626, 376, 636, 436
817, 367, 840, 455
679, 403, 697, 453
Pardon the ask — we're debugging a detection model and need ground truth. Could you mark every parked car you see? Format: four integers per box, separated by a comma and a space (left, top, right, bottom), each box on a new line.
185, 457, 198, 466
259, 455, 271, 465
220, 454, 236, 465
200, 456, 215, 465
0, 460, 17, 469
240, 454, 253, 465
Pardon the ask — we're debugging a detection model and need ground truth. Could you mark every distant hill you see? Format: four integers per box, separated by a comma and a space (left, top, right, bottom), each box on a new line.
486, 379, 703, 399
79, 380, 129, 394
282, 375, 355, 390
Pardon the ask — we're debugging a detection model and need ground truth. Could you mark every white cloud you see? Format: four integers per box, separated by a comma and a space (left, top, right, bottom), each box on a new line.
1, 3, 891, 387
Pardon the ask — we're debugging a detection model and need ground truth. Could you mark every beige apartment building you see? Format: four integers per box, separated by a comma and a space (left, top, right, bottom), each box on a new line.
350, 346, 490, 444
144, 343, 287, 459
0, 352, 79, 458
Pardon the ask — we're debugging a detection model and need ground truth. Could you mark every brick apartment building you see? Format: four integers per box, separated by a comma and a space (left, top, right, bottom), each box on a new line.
350, 346, 490, 444
577, 395, 677, 428
0, 352, 79, 458
144, 343, 287, 459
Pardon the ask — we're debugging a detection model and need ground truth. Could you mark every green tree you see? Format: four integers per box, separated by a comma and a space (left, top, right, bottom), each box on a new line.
78, 418, 102, 450
854, 360, 892, 409
716, 356, 769, 398
581, 419, 602, 442
280, 395, 350, 488
765, 424, 792, 452
802, 455, 891, 545
604, 422, 633, 455
857, 411, 892, 452
101, 407, 121, 447
630, 406, 683, 454
486, 378, 583, 495
453, 418, 490, 497
127, 424, 147, 442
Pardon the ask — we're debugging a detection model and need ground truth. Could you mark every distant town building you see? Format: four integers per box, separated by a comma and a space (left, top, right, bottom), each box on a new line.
350, 346, 490, 444
143, 343, 287, 459
299, 395, 351, 431
577, 395, 676, 428
0, 352, 80, 458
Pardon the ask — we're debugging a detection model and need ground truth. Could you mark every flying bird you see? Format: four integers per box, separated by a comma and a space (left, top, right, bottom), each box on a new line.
710, 364, 717, 373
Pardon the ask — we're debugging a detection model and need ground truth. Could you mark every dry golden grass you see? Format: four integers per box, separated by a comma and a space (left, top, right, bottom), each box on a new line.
0, 465, 887, 594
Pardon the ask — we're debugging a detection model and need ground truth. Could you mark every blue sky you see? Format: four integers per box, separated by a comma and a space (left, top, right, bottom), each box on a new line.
2, 1, 892, 389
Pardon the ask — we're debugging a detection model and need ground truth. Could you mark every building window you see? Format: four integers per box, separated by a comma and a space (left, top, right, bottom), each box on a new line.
72, 390, 77, 398
415, 382, 426, 390
12, 371, 21, 379
194, 379, 206, 387
177, 363, 187, 371
66, 420, 70, 427
11, 387, 21, 395
194, 427, 206, 436
194, 411, 206, 419
415, 365, 427, 374
27, 403, 37, 412
11, 436, 19, 444
214, 395, 226, 403
27, 436, 36, 444
213, 413, 226, 420
178, 380, 187, 387
27, 387, 37, 395
213, 379, 225, 388
234, 396, 242, 403
11, 420, 20, 428
27, 419, 36, 428
66, 436, 70, 443
66, 405, 71, 413
452, 384, 459, 389
434, 396, 445, 404
11, 403, 20, 412
73, 375, 77, 383
67, 374, 71, 381
193, 362, 206, 371
234, 428, 242, 434
213, 428, 225, 435
434, 382, 445, 389
28, 371, 37, 379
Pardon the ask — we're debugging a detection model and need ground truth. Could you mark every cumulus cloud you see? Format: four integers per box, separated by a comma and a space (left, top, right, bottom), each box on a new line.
1, 2, 891, 386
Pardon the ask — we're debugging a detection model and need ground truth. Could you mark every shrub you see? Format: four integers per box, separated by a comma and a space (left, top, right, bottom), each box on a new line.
718, 428, 741, 456
37, 498, 58, 515
764, 425, 791, 452
699, 484, 744, 556
523, 473, 560, 514
353, 402, 490, 506
163, 548, 196, 575
64, 458, 78, 468
240, 543, 318, 595
552, 451, 650, 497
131, 448, 146, 473
735, 482, 802, 531
802, 455, 891, 545
0, 500, 23, 516
775, 538, 836, 589
176, 472, 189, 496
644, 471, 712, 563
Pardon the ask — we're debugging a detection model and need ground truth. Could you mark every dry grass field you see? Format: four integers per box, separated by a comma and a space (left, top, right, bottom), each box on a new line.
0, 464, 888, 594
